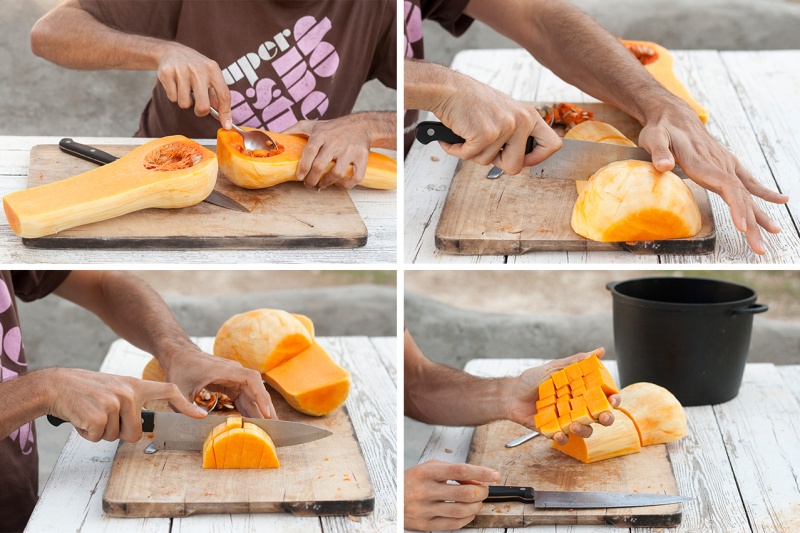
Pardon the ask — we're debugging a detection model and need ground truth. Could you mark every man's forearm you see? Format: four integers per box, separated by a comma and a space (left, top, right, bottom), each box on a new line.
54, 272, 196, 372
0, 370, 52, 440
361, 111, 397, 149
466, 0, 684, 124
31, 0, 166, 70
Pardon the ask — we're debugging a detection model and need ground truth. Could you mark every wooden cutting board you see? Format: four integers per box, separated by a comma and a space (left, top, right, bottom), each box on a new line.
22, 144, 367, 249
103, 393, 373, 518
436, 103, 716, 255
466, 420, 683, 528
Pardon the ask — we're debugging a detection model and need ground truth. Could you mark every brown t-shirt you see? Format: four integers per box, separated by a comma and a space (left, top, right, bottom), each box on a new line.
80, 0, 397, 138
403, 0, 473, 153
0, 271, 71, 533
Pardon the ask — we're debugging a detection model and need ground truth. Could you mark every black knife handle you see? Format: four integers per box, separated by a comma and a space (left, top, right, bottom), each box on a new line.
48, 410, 155, 432
415, 122, 536, 154
485, 486, 535, 503
59, 138, 118, 166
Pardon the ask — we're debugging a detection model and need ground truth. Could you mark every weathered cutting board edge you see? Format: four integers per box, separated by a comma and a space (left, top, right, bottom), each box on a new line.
21, 144, 368, 250
464, 420, 683, 528
101, 402, 374, 518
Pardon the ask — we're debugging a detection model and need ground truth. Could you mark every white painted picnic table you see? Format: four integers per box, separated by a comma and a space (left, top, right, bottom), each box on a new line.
416, 358, 800, 532
0, 137, 397, 264
26, 336, 397, 533
405, 49, 800, 264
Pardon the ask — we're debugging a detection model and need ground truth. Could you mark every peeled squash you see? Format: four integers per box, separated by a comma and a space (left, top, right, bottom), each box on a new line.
571, 160, 702, 242
621, 39, 709, 124
217, 129, 397, 190
552, 408, 641, 464
3, 136, 217, 238
214, 309, 314, 374
564, 121, 636, 147
142, 357, 166, 382
618, 383, 687, 446
213, 309, 350, 416
534, 354, 619, 438
202, 416, 279, 469
264, 342, 351, 416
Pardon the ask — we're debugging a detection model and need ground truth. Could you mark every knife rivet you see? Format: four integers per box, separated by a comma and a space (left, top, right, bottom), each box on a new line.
427, 128, 434, 137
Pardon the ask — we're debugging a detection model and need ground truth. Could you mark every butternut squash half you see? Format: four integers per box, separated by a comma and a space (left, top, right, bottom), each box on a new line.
617, 383, 687, 446
202, 416, 279, 469
621, 39, 709, 124
3, 136, 217, 238
552, 408, 641, 464
571, 160, 702, 243
217, 129, 397, 190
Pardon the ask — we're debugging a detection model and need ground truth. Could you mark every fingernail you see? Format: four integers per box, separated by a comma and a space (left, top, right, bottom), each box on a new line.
740, 217, 747, 232
194, 405, 208, 416
492, 471, 500, 481
224, 119, 232, 130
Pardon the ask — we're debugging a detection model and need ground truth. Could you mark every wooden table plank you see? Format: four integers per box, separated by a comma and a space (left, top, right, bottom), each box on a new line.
0, 137, 396, 264
712, 364, 800, 533
405, 49, 800, 264
29, 337, 395, 532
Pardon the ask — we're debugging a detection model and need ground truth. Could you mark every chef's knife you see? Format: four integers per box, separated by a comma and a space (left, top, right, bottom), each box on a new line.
485, 485, 693, 508
414, 121, 680, 180
58, 138, 251, 213
48, 411, 331, 450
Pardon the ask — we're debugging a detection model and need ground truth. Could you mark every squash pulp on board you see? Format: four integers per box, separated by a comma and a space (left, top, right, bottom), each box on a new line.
621, 39, 709, 124
202, 416, 279, 469
3, 136, 217, 238
264, 342, 351, 416
571, 160, 702, 242
213, 309, 350, 416
216, 129, 397, 190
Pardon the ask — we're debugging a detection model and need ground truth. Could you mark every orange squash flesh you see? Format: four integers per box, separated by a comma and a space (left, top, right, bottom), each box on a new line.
621, 39, 709, 124
213, 309, 314, 374
264, 342, 351, 416
571, 160, 702, 243
552, 408, 641, 463
617, 383, 687, 446
3, 136, 217, 238
216, 129, 397, 190
202, 416, 279, 469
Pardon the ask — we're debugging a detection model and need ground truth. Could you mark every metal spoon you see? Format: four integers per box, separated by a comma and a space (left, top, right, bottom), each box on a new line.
207, 106, 278, 152
505, 430, 539, 448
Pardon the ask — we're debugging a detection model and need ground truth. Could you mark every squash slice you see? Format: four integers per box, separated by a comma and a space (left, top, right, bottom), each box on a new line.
217, 129, 396, 190
202, 416, 279, 469
264, 342, 351, 416
618, 383, 687, 446
3, 136, 217, 238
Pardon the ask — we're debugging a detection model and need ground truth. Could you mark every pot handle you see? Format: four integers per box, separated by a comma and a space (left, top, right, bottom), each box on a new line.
731, 303, 769, 315
606, 281, 620, 291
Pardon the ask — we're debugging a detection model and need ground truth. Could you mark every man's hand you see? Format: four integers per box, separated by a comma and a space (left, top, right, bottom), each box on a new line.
406, 60, 563, 175
639, 105, 788, 255
161, 347, 277, 419
156, 42, 232, 129
405, 460, 499, 531
504, 348, 620, 445
283, 112, 396, 189
46, 368, 207, 443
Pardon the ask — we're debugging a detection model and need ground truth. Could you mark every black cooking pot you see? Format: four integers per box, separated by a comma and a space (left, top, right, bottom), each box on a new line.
607, 277, 768, 406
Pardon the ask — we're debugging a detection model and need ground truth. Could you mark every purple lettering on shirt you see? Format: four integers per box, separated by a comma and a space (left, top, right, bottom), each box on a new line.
3, 327, 23, 366
0, 281, 10, 313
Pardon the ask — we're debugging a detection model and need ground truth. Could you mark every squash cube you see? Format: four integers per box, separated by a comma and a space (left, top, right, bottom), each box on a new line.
558, 414, 572, 435
584, 368, 620, 396
539, 419, 562, 438
551, 369, 569, 389
564, 363, 583, 382
556, 400, 571, 417
569, 396, 587, 411
556, 385, 571, 398
538, 378, 556, 399
571, 386, 586, 397
536, 395, 556, 410
570, 405, 594, 426
578, 354, 603, 375
534, 405, 558, 429
569, 376, 585, 391
584, 386, 613, 419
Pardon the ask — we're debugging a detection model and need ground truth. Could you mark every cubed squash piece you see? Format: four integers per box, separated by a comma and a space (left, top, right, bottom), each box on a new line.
569, 376, 585, 391
556, 385, 571, 398
553, 409, 641, 463
564, 363, 583, 382
539, 419, 562, 438
578, 354, 603, 375
571, 386, 586, 397
534, 405, 558, 429
264, 342, 351, 416
584, 386, 613, 419
556, 400, 571, 418
557, 414, 572, 435
538, 378, 556, 399
536, 396, 557, 411
551, 369, 569, 389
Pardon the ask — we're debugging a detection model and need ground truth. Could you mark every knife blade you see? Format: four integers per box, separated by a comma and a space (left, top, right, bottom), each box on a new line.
48, 411, 332, 450
58, 138, 251, 213
485, 485, 693, 508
